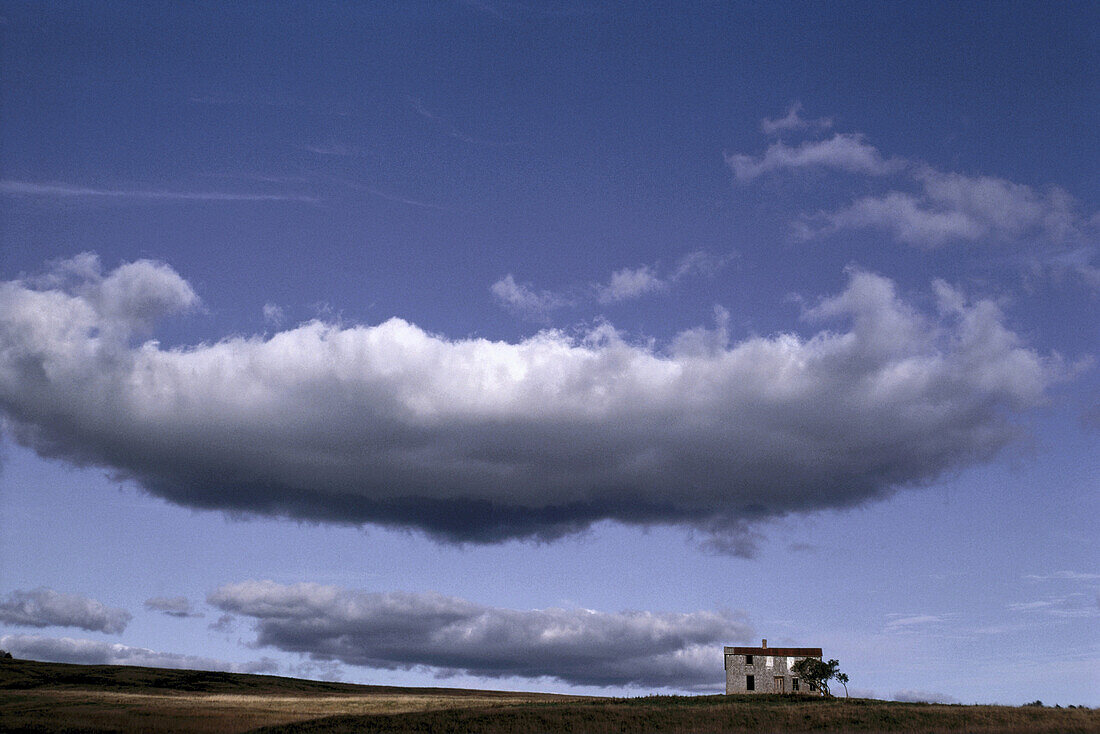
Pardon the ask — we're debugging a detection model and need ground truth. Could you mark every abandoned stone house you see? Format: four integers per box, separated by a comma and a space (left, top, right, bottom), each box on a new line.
725, 639, 823, 694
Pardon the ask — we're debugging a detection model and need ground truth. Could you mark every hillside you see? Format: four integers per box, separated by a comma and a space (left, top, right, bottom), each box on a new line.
0, 657, 579, 732
0, 656, 556, 698
1, 658, 1096, 733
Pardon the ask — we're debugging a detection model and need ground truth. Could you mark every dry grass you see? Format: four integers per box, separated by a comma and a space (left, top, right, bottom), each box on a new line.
0, 658, 580, 732
254, 695, 1100, 734
2, 658, 1097, 733
1, 688, 570, 732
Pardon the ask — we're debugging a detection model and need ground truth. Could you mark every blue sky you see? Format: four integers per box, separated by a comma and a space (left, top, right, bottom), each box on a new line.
1, 0, 1097, 705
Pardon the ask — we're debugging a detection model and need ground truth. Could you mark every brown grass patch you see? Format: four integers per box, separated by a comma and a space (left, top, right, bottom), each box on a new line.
0, 658, 580, 732
254, 695, 1100, 734
2, 658, 1096, 733
0, 688, 570, 732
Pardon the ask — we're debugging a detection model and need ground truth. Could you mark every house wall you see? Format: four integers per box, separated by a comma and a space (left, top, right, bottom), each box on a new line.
724, 652, 817, 694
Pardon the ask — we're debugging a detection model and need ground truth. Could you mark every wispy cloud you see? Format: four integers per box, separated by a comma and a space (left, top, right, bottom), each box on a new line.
884, 613, 948, 631
495, 250, 734, 318
1007, 593, 1098, 619
597, 264, 667, 303
301, 142, 369, 158
1024, 571, 1100, 581
144, 596, 203, 619
595, 251, 734, 305
730, 110, 1099, 287
326, 175, 450, 211
408, 97, 518, 147
0, 180, 317, 203
726, 133, 902, 183
490, 274, 573, 320
798, 191, 982, 247
760, 102, 833, 136
670, 249, 732, 280
262, 303, 285, 326
209, 613, 237, 633
362, 186, 451, 211
800, 168, 1085, 250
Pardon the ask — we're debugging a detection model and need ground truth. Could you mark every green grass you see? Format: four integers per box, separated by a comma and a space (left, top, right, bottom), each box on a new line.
1, 658, 1096, 733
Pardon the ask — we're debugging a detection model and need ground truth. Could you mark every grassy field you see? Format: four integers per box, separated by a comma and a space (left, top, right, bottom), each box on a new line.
2, 658, 1097, 733
0, 658, 580, 732
253, 695, 1100, 734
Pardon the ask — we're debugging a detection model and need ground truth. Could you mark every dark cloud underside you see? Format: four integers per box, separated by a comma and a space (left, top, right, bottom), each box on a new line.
0, 256, 1059, 549
0, 588, 130, 634
208, 580, 752, 689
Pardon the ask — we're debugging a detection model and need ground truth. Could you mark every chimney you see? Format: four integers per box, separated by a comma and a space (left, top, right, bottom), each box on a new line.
762, 639, 767, 649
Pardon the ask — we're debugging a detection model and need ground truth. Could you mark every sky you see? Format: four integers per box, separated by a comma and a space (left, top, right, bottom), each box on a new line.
0, 0, 1097, 706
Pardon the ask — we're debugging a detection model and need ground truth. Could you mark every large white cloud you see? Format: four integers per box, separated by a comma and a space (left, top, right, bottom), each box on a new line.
0, 633, 277, 673
0, 588, 131, 634
208, 580, 750, 689
0, 255, 1062, 548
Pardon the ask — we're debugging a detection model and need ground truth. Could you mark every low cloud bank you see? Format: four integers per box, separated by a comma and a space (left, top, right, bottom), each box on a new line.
208, 580, 751, 689
0, 588, 131, 634
0, 255, 1062, 549
892, 689, 961, 704
0, 633, 277, 673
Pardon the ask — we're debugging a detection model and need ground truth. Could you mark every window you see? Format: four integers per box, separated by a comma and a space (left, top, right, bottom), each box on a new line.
792, 678, 799, 691
745, 655, 754, 665
746, 674, 755, 691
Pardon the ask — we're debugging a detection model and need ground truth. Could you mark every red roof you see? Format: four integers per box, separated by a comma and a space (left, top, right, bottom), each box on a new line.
725, 646, 822, 657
